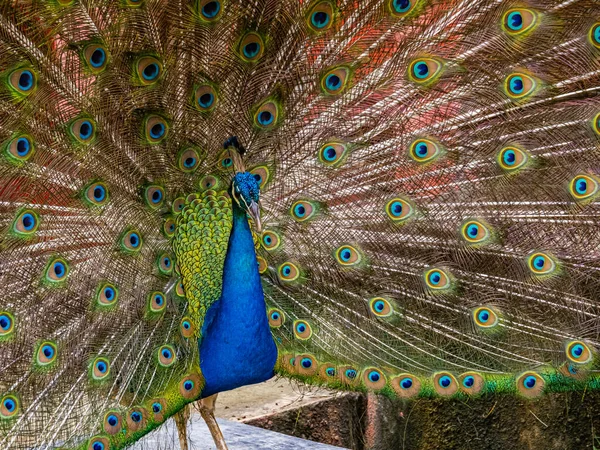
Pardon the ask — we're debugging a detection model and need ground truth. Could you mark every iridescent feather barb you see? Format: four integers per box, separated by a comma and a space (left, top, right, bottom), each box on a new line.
0, 0, 600, 449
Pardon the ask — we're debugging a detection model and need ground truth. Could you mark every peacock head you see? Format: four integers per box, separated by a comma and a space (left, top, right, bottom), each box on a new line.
231, 171, 262, 232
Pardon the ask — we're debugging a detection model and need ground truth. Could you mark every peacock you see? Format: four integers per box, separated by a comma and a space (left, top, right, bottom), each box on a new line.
1, 0, 600, 449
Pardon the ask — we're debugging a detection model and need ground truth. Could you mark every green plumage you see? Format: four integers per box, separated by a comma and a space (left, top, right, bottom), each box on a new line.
0, 0, 600, 448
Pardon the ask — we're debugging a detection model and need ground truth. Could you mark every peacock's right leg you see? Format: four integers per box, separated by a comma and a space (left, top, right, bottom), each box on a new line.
173, 404, 191, 450
199, 394, 229, 450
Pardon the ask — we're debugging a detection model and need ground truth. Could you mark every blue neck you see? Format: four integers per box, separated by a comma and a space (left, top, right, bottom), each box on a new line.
198, 201, 277, 398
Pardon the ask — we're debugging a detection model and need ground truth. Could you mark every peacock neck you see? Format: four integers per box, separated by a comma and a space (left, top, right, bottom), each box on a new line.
198, 198, 278, 398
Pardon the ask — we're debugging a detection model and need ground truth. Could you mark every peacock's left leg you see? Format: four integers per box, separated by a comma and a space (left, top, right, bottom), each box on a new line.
174, 404, 191, 450
199, 394, 229, 450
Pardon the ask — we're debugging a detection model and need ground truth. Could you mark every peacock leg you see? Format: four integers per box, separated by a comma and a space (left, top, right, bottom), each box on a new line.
199, 394, 229, 450
174, 404, 191, 450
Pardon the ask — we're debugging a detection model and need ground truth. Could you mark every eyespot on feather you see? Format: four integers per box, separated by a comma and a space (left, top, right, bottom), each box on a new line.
157, 252, 174, 276
433, 372, 458, 396
179, 374, 202, 399
363, 368, 387, 390
408, 58, 443, 84
335, 244, 362, 266
91, 357, 110, 381
45, 257, 69, 283
254, 100, 280, 129
0, 394, 19, 419
84, 182, 109, 206
7, 68, 37, 96
307, 1, 334, 32
83, 44, 109, 73
194, 84, 217, 111
126, 407, 148, 432
200, 175, 221, 191
369, 297, 394, 318
149, 291, 166, 313
5, 135, 34, 162
96, 282, 118, 307
502, 8, 538, 36
144, 115, 169, 144
261, 230, 281, 251
320, 364, 339, 380
250, 165, 272, 189
70, 118, 96, 144
424, 268, 451, 291
409, 138, 442, 163
172, 197, 186, 215
120, 229, 143, 253
569, 174, 599, 202
144, 185, 165, 209
340, 366, 361, 386
527, 251, 557, 276
157, 345, 176, 367
385, 197, 415, 223
459, 372, 485, 395
593, 113, 600, 135
321, 67, 350, 95
278, 262, 300, 282
175, 280, 185, 297
136, 56, 162, 85
293, 320, 313, 340
318, 142, 348, 167
497, 146, 529, 172
87, 437, 109, 450
0, 312, 15, 339
163, 217, 176, 238
290, 200, 317, 222
296, 354, 318, 377
566, 341, 593, 365
516, 371, 544, 398
180, 317, 195, 338
150, 398, 167, 422
36, 341, 58, 366
472, 306, 499, 329
388, 0, 418, 17
460, 219, 492, 245
103, 411, 123, 435
257, 256, 268, 274
268, 308, 285, 328
590, 23, 600, 49
391, 374, 421, 398
239, 33, 265, 62
13, 209, 39, 235
197, 0, 223, 22
504, 73, 537, 99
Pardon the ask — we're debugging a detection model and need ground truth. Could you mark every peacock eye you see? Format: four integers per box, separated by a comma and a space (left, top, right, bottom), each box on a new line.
198, 0, 222, 21
527, 252, 557, 276
254, 101, 279, 128
497, 146, 529, 172
36, 341, 58, 366
321, 67, 350, 95
178, 148, 200, 173
290, 200, 317, 222
92, 357, 110, 380
144, 115, 168, 144
318, 142, 348, 167
104, 412, 122, 434
335, 245, 362, 266
261, 230, 281, 251
307, 1, 334, 32
180, 375, 201, 399
0, 395, 19, 418
385, 197, 415, 222
180, 317, 195, 338
136, 56, 163, 84
0, 312, 15, 337
149, 292, 166, 313
504, 73, 537, 99
369, 297, 393, 317
83, 44, 108, 73
5, 135, 35, 162
239, 33, 264, 62
144, 185, 164, 209
158, 345, 176, 366
97, 282, 119, 307
408, 58, 443, 84
70, 118, 96, 144
268, 308, 284, 327
13, 209, 39, 235
194, 84, 217, 111
257, 256, 268, 274
389, 0, 416, 17
45, 257, 69, 282
472, 306, 498, 329
409, 138, 442, 163
121, 230, 143, 253
569, 175, 599, 202
460, 219, 492, 244
566, 341, 592, 364
250, 166, 271, 189
502, 8, 538, 35
424, 268, 451, 290
8, 68, 37, 96
433, 372, 458, 396
200, 175, 220, 191
516, 371, 544, 397
590, 23, 600, 48
293, 320, 312, 340
278, 262, 300, 282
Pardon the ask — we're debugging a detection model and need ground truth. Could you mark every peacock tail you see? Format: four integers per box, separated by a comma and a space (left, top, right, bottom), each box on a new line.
0, 0, 600, 448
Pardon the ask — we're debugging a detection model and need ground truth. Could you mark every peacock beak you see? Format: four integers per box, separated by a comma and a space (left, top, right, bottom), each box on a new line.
248, 201, 262, 233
